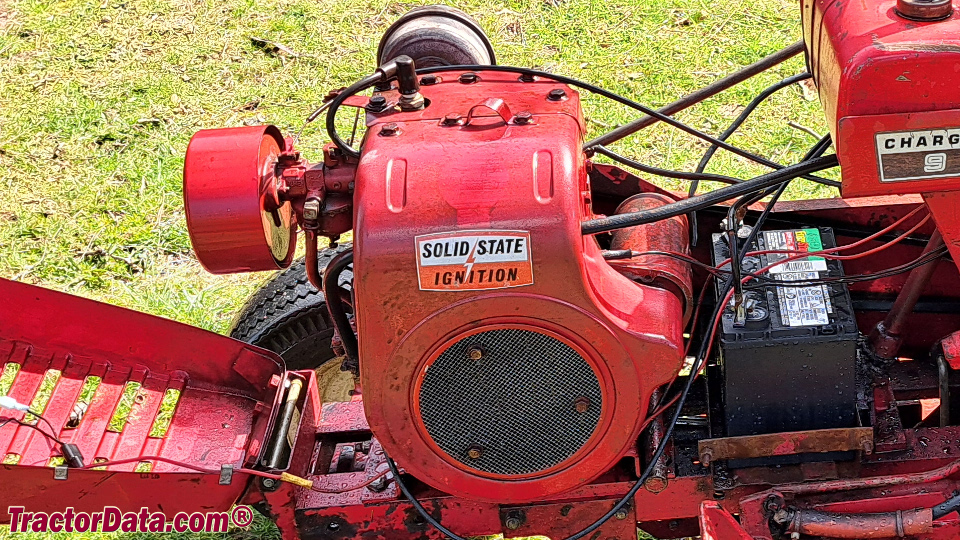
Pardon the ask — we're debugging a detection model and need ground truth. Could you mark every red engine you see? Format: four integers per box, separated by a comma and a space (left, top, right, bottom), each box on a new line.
353, 73, 685, 502
182, 69, 693, 502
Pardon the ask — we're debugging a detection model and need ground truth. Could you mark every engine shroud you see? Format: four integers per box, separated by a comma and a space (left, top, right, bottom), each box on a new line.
353, 72, 685, 502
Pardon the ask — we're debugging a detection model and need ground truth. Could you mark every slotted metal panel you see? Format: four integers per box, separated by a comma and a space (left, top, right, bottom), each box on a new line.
418, 328, 602, 476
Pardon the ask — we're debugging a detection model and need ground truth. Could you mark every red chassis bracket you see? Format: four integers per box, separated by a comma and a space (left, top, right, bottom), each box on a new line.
0, 278, 285, 520
699, 502, 752, 540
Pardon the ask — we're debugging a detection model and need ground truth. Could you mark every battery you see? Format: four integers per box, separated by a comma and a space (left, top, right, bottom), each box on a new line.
711, 227, 859, 448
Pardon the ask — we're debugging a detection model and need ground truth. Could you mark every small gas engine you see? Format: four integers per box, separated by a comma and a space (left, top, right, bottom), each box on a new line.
5, 2, 960, 539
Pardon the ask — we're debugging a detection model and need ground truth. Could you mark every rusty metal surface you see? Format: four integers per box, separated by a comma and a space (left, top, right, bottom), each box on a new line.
608, 193, 694, 323
698, 427, 874, 465
782, 506, 933, 538
873, 380, 909, 453
869, 230, 946, 359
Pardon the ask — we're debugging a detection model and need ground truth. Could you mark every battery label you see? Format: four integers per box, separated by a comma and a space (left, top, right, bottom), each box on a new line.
775, 280, 830, 327
763, 230, 830, 327
763, 229, 828, 274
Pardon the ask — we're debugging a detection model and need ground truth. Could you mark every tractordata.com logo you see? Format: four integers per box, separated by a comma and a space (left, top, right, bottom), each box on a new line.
7, 505, 254, 533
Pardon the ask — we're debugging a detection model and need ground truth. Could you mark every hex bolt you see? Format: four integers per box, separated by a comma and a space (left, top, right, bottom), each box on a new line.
367, 475, 389, 492
700, 449, 713, 467
420, 75, 439, 86
514, 111, 533, 125
442, 113, 463, 126
503, 511, 524, 531
261, 477, 277, 489
379, 123, 400, 136
467, 445, 483, 459
548, 88, 567, 101
519, 73, 536, 83
459, 72, 479, 84
366, 95, 388, 113
574, 397, 591, 413
467, 346, 484, 360
302, 198, 321, 221
614, 509, 628, 520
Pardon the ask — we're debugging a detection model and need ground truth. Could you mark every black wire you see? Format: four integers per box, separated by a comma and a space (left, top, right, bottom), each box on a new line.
391, 258, 735, 540
0, 416, 62, 446
322, 249, 359, 371
602, 249, 782, 284
29, 410, 60, 443
581, 154, 838, 235
724, 133, 831, 304
690, 73, 814, 198
325, 73, 383, 158
327, 63, 838, 189
934, 492, 960, 519
593, 146, 741, 184
688, 73, 818, 245
742, 246, 949, 289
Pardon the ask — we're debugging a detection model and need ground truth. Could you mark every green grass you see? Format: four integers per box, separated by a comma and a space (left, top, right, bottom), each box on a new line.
1, 0, 833, 537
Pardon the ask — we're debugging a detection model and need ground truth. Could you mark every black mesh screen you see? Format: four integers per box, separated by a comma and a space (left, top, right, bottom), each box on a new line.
417, 328, 603, 476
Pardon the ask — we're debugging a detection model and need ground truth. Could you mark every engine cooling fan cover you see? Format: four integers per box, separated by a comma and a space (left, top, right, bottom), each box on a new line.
414, 325, 605, 479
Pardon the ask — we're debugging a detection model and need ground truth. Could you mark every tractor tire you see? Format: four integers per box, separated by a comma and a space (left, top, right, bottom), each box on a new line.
229, 243, 353, 372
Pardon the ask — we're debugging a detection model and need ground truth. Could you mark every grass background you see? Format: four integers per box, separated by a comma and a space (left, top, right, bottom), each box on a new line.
0, 0, 835, 537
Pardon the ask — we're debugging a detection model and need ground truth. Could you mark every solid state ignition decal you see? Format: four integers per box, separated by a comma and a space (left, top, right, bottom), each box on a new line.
415, 230, 534, 291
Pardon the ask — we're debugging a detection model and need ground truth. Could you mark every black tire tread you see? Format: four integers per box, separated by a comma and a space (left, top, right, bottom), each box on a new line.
229, 243, 352, 369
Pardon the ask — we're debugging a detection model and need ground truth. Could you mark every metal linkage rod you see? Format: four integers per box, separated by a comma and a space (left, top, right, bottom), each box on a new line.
583, 41, 805, 150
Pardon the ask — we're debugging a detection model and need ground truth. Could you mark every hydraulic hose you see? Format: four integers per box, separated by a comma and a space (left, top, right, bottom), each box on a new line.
322, 249, 359, 372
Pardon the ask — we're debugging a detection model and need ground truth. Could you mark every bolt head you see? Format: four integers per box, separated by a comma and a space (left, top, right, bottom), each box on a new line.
442, 113, 463, 126
574, 397, 591, 413
614, 510, 628, 520
519, 73, 536, 83
366, 95, 388, 112
379, 123, 400, 136
262, 478, 277, 488
467, 346, 484, 360
420, 74, 439, 85
548, 88, 567, 101
302, 198, 321, 221
514, 111, 533, 125
459, 72, 479, 84
504, 517, 521, 530
467, 445, 483, 459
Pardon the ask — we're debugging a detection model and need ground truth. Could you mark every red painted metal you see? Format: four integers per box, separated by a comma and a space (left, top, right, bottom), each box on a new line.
0, 277, 284, 519
183, 125, 297, 273
11, 0, 960, 533
803, 0, 960, 197
942, 331, 960, 370
353, 71, 685, 503
699, 502, 752, 540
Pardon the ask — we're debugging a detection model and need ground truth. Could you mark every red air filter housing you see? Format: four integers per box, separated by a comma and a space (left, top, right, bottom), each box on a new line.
353, 72, 685, 503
